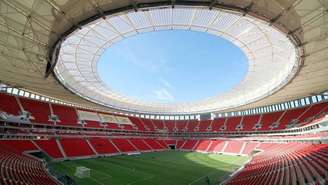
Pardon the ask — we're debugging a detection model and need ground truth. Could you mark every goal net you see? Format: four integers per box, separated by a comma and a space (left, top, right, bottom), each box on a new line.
75, 166, 90, 178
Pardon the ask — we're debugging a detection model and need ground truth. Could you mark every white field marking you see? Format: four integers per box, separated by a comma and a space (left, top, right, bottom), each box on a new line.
188, 155, 250, 185
126, 175, 155, 185
98, 176, 113, 181
88, 176, 106, 185
90, 167, 113, 178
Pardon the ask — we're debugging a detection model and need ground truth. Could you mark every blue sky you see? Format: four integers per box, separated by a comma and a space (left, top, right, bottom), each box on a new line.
98, 30, 248, 103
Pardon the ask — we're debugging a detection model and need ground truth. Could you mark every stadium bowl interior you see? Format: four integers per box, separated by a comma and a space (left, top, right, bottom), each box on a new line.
0, 0, 328, 185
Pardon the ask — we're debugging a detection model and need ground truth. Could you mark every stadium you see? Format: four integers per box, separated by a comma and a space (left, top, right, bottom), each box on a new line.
0, 0, 328, 185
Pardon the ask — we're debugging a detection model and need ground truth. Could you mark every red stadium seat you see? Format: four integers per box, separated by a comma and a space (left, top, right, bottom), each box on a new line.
59, 138, 95, 157
51, 104, 78, 126
0, 93, 21, 115
34, 139, 63, 159
89, 138, 119, 155
0, 146, 58, 185
20, 97, 53, 124
111, 138, 138, 153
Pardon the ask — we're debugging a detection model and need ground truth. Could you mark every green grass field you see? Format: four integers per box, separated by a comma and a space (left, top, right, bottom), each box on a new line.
52, 151, 248, 185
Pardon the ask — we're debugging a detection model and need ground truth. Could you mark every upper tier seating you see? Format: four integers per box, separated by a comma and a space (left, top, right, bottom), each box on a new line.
20, 97, 52, 124
298, 103, 328, 126
128, 117, 146, 131
198, 120, 211, 132
84, 120, 103, 128
164, 120, 175, 132
187, 120, 199, 132
0, 93, 21, 115
241, 115, 260, 131
211, 118, 226, 132
226, 116, 242, 131
152, 120, 165, 130
274, 107, 308, 130
259, 111, 284, 131
176, 120, 188, 132
51, 104, 78, 126
1, 92, 327, 133
121, 124, 136, 131
106, 122, 121, 130
140, 118, 155, 131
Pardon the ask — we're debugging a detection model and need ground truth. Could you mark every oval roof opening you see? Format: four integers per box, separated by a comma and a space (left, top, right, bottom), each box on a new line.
97, 30, 248, 104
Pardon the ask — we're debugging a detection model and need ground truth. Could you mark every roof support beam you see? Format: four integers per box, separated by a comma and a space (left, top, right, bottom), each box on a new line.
87, 0, 106, 19
209, 0, 217, 10
242, 2, 254, 16
269, 0, 302, 25
131, 1, 139, 12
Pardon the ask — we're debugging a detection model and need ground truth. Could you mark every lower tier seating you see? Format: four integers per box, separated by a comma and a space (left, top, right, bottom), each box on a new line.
1, 138, 327, 185
129, 138, 152, 151
225, 143, 328, 185
111, 138, 137, 153
89, 137, 119, 155
34, 139, 63, 158
0, 145, 58, 185
60, 138, 95, 157
143, 138, 166, 150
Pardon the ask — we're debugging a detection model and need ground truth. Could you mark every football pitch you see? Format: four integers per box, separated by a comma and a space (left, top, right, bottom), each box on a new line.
52, 151, 248, 185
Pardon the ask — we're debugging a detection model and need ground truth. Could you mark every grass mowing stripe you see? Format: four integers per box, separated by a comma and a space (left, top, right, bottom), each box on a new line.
52, 151, 248, 185
126, 175, 155, 185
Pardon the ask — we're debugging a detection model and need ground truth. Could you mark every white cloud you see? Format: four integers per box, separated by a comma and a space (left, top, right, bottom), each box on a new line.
153, 88, 175, 101
122, 51, 173, 74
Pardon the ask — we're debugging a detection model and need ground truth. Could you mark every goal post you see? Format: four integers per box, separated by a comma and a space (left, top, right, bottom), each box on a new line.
75, 166, 90, 178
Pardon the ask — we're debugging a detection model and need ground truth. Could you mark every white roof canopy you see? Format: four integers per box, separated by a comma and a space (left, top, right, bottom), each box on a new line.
55, 6, 301, 114
3, 0, 327, 115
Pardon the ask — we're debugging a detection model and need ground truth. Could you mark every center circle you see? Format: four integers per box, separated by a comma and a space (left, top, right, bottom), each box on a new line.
97, 30, 248, 104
